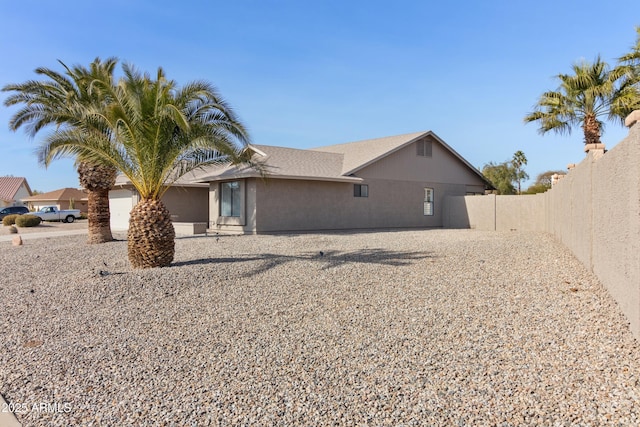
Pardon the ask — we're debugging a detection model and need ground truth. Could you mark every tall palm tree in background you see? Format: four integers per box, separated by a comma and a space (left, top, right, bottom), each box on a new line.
3, 58, 118, 243
524, 56, 639, 146
511, 150, 528, 194
40, 64, 252, 268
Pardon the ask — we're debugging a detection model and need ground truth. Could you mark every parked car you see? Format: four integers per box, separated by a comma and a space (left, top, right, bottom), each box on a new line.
0, 206, 29, 219
31, 206, 81, 223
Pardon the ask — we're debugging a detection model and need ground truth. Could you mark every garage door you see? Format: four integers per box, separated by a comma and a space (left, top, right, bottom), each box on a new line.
109, 189, 134, 231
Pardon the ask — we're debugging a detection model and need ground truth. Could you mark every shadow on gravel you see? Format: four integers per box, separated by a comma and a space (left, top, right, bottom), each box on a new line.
171, 249, 434, 277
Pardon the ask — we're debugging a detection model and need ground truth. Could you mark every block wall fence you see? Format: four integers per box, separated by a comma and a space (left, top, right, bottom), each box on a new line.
444, 114, 640, 338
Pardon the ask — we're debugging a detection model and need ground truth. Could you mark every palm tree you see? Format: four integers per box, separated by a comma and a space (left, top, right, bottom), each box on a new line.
524, 56, 639, 146
39, 64, 252, 268
3, 58, 118, 244
617, 27, 640, 110
511, 150, 528, 194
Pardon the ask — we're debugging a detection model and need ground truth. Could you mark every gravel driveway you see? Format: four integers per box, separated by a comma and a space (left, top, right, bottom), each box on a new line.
1, 229, 638, 425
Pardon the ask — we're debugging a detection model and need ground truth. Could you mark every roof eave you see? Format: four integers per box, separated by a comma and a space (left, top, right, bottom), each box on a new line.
201, 173, 362, 184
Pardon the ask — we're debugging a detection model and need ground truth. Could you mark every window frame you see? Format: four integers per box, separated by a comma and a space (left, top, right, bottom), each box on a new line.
423, 187, 434, 216
217, 180, 246, 225
354, 184, 369, 198
220, 181, 242, 217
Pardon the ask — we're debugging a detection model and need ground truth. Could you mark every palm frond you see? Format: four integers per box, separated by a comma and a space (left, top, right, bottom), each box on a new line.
524, 55, 639, 144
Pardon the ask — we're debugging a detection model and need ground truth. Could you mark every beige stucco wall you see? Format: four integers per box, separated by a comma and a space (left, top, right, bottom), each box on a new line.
14, 184, 31, 202
590, 125, 640, 337
548, 157, 594, 267
251, 178, 469, 233
209, 138, 487, 233
444, 194, 496, 230
161, 186, 209, 223
443, 120, 640, 338
109, 186, 208, 231
358, 135, 485, 190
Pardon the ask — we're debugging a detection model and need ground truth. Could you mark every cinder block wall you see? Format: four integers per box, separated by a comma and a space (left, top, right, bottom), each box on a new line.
444, 116, 640, 338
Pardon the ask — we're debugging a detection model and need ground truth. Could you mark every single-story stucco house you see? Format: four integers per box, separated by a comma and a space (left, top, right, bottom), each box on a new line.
109, 130, 491, 234
23, 187, 89, 213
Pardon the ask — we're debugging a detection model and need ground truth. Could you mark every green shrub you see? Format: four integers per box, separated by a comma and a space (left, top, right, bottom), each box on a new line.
2, 214, 19, 226
15, 214, 42, 227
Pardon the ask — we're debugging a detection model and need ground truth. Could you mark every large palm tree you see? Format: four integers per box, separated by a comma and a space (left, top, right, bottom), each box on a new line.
2, 58, 118, 243
40, 64, 252, 268
524, 56, 639, 146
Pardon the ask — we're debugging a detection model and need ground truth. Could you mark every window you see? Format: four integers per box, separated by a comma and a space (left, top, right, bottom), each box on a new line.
416, 139, 432, 157
354, 184, 368, 197
424, 188, 434, 216
220, 181, 241, 217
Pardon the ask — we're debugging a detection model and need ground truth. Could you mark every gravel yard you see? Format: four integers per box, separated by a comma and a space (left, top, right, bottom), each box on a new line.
1, 229, 639, 425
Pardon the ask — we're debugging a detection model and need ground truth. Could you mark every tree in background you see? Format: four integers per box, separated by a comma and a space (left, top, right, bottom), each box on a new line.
3, 58, 118, 244
524, 170, 566, 194
482, 161, 517, 195
511, 150, 528, 194
40, 64, 254, 268
482, 150, 530, 195
524, 56, 638, 146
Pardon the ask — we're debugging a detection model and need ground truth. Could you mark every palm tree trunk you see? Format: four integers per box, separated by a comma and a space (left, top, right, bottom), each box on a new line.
128, 199, 175, 268
77, 162, 117, 244
583, 114, 602, 145
87, 188, 113, 243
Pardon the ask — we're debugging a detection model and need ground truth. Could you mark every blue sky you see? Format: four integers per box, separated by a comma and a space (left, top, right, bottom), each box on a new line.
0, 0, 638, 192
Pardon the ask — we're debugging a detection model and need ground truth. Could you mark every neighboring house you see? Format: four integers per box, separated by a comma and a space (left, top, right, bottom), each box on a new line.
0, 176, 32, 208
23, 187, 89, 213
196, 130, 492, 233
107, 130, 491, 234
109, 175, 209, 231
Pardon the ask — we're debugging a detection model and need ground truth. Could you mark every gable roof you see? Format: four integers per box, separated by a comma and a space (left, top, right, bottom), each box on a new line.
194, 145, 362, 183
313, 131, 488, 185
311, 131, 428, 175
196, 130, 490, 187
0, 177, 31, 202
23, 187, 87, 202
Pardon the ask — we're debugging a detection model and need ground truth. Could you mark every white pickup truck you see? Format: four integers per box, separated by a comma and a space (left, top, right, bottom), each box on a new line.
32, 206, 82, 223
